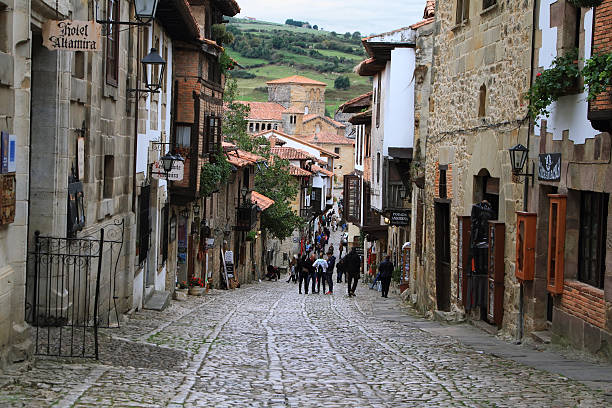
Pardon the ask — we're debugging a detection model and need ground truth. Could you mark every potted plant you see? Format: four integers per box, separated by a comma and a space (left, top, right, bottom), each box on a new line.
245, 230, 257, 241
174, 281, 189, 300
582, 52, 612, 101
188, 276, 205, 296
526, 50, 581, 120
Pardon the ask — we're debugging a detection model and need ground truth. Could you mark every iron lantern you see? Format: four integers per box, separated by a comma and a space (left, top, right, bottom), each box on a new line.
134, 0, 160, 23
399, 185, 408, 199
193, 202, 200, 216
160, 153, 175, 173
142, 48, 166, 92
508, 144, 529, 175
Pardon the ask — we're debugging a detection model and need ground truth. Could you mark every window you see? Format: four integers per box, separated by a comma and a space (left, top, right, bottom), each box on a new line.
376, 75, 381, 128
478, 84, 486, 117
208, 55, 221, 84
377, 153, 381, 184
456, 0, 469, 24
103, 155, 114, 199
106, 0, 119, 85
483, 0, 496, 10
205, 115, 221, 154
0, 4, 8, 53
161, 204, 168, 263
439, 167, 447, 199
334, 147, 340, 154
176, 125, 191, 149
73, 51, 85, 79
578, 191, 608, 288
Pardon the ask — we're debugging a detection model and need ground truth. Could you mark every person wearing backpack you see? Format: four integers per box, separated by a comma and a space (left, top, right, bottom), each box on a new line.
326, 248, 336, 294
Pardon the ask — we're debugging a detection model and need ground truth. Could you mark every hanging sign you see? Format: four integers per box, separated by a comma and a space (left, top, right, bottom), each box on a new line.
538, 153, 561, 181
151, 160, 185, 181
42, 20, 102, 52
390, 210, 410, 226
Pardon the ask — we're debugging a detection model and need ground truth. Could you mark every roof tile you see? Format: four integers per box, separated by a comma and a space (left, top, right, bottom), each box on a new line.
267, 75, 327, 86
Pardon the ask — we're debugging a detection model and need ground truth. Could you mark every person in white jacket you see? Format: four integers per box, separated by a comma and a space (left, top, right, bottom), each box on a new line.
312, 253, 328, 294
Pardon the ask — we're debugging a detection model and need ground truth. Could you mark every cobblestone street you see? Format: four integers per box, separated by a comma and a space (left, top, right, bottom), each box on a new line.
0, 277, 610, 407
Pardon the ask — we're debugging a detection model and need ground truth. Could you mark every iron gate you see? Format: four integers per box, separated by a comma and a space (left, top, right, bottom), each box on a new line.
25, 219, 125, 359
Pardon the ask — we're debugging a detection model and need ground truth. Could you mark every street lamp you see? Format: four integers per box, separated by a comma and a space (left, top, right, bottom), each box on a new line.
160, 153, 184, 180
193, 202, 200, 216
508, 144, 534, 185
399, 185, 408, 200
142, 48, 166, 93
134, 0, 160, 23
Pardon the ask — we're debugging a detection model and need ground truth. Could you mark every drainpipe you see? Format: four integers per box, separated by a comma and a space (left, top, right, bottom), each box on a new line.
518, 0, 539, 344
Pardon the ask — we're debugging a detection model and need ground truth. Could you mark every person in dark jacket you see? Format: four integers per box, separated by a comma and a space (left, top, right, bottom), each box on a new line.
326, 251, 336, 294
378, 255, 394, 298
344, 248, 361, 297
298, 254, 313, 294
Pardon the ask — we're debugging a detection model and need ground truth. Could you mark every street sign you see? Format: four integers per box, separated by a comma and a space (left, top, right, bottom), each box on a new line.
390, 210, 410, 226
151, 160, 184, 181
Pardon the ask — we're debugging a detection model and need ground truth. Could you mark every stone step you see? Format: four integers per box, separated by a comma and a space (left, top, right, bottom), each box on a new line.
531, 330, 552, 344
144, 290, 171, 311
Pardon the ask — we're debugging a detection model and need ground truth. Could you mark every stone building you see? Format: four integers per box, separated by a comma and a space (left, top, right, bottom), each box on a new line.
267, 75, 327, 116
420, 0, 533, 335
522, 0, 612, 358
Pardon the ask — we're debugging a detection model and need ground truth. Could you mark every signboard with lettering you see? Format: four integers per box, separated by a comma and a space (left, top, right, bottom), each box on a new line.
42, 20, 102, 52
538, 153, 561, 181
151, 160, 185, 181
390, 210, 410, 226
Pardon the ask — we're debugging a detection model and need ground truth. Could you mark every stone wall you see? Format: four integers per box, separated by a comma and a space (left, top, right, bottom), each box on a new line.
421, 0, 534, 335
268, 83, 326, 116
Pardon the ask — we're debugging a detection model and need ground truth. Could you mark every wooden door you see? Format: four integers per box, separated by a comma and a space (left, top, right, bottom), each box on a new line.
435, 202, 451, 311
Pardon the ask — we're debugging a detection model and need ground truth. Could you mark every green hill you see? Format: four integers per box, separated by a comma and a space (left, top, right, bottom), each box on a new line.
226, 18, 372, 115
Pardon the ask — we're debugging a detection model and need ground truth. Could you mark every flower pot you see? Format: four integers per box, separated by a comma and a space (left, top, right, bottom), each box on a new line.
174, 288, 188, 301
188, 286, 205, 296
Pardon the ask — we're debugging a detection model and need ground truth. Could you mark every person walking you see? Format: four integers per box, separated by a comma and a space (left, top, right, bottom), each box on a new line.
299, 254, 313, 294
344, 248, 361, 297
287, 255, 298, 283
312, 253, 327, 294
336, 254, 345, 283
378, 255, 394, 298
326, 249, 336, 294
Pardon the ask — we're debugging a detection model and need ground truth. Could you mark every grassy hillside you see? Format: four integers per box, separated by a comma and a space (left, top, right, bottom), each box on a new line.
226, 18, 372, 115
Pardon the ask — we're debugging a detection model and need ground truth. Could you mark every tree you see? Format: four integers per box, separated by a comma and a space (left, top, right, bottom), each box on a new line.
352, 31, 362, 40
223, 76, 303, 240
334, 75, 350, 90
313, 25, 318, 30
344, 32, 351, 39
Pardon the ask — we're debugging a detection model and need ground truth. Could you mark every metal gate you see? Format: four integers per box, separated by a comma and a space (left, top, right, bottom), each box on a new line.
25, 219, 125, 359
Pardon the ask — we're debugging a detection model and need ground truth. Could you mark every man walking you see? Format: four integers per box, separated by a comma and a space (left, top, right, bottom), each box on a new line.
326, 249, 336, 294
299, 254, 313, 294
379, 255, 394, 298
312, 253, 327, 294
344, 248, 361, 297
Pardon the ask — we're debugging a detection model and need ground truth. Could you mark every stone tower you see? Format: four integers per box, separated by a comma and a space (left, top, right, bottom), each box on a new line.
266, 75, 327, 116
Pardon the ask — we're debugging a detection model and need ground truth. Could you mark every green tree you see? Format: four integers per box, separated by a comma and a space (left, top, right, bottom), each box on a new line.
352, 31, 362, 40
334, 75, 350, 90
223, 76, 303, 240
344, 32, 351, 39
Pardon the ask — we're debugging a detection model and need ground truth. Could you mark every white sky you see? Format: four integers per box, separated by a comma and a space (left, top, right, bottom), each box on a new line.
235, 0, 428, 36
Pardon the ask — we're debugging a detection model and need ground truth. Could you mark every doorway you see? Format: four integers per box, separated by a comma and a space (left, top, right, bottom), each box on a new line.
435, 202, 451, 311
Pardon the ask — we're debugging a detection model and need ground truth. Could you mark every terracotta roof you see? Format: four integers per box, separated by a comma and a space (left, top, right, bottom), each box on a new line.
224, 143, 264, 167
211, 0, 240, 16
337, 92, 373, 113
252, 191, 275, 211
239, 101, 287, 120
303, 114, 346, 128
289, 165, 312, 177
311, 165, 333, 177
253, 129, 341, 159
267, 75, 327, 86
424, 0, 436, 18
411, 17, 435, 30
271, 146, 315, 161
303, 132, 355, 145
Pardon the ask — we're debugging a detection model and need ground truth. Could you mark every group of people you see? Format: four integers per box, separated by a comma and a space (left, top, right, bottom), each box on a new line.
288, 246, 363, 297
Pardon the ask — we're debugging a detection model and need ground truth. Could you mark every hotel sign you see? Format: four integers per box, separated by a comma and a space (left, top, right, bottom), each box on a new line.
538, 153, 561, 182
42, 20, 102, 52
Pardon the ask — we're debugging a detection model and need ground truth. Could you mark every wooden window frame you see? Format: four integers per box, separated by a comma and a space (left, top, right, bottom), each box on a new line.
577, 191, 608, 289
376, 75, 382, 128
547, 194, 566, 294
105, 0, 120, 86
456, 0, 470, 25
516, 212, 537, 282
482, 0, 496, 10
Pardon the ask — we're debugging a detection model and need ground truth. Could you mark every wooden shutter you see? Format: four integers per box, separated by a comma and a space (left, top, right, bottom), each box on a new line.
457, 216, 471, 306
547, 194, 566, 294
515, 212, 537, 282
487, 221, 505, 327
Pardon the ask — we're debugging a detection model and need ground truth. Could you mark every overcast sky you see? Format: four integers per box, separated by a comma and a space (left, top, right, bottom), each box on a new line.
236, 0, 427, 36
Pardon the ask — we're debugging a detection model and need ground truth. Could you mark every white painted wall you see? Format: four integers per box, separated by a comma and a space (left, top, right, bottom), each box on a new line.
535, 2, 597, 144
384, 47, 415, 154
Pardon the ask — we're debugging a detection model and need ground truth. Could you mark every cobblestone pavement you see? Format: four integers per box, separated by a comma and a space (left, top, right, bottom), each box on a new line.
1, 276, 611, 408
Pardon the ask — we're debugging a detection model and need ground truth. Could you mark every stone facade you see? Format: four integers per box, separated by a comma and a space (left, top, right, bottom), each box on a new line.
419, 0, 533, 335
268, 82, 326, 116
